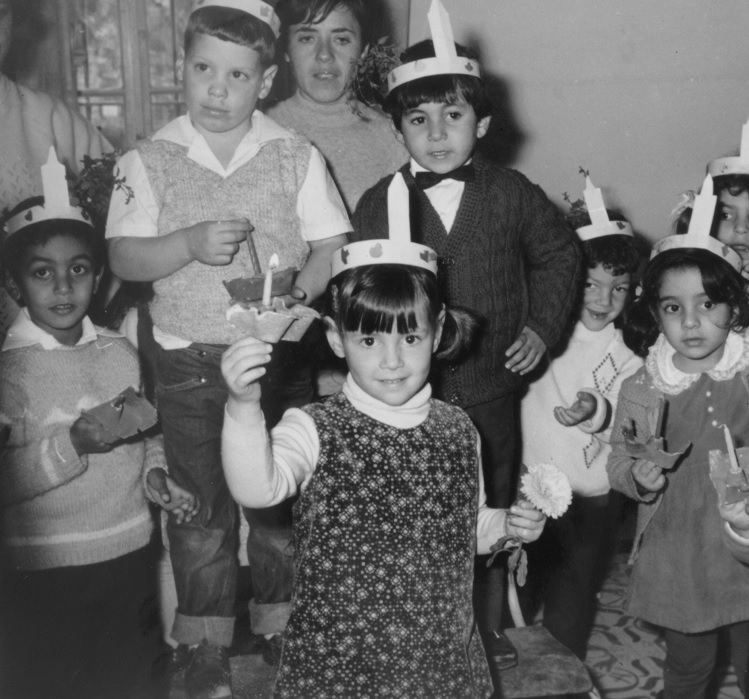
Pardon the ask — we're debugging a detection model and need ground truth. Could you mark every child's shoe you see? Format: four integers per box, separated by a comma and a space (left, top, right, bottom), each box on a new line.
184, 641, 232, 699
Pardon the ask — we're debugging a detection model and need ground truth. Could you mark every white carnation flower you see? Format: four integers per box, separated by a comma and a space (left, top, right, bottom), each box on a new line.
520, 463, 572, 519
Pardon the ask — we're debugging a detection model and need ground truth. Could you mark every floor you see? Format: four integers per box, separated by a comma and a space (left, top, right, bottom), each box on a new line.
169, 553, 743, 699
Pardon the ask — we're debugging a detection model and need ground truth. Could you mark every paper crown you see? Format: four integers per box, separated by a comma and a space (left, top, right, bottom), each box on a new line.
575, 177, 634, 241
331, 173, 438, 277
651, 174, 742, 271
190, 0, 280, 37
3, 147, 93, 244
387, 0, 481, 94
707, 117, 749, 177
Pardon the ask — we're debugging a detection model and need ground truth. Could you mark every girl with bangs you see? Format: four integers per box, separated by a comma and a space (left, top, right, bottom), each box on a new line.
220, 245, 546, 697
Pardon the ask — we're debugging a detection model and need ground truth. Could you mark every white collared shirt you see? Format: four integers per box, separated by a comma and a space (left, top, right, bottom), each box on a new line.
106, 111, 350, 243
410, 158, 466, 233
2, 308, 121, 352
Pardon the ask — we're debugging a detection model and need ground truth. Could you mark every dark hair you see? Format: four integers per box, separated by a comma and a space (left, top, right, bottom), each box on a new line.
0, 196, 105, 284
276, 0, 373, 48
622, 248, 749, 357
568, 209, 641, 277
384, 40, 491, 131
714, 173, 749, 199
185, 6, 277, 67
325, 264, 477, 361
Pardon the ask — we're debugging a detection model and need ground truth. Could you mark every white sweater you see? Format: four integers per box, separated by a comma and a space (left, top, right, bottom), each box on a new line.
521, 321, 643, 496
222, 376, 507, 554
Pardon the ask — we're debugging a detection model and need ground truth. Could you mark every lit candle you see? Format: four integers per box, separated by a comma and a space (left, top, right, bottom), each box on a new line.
262, 253, 279, 307
41, 147, 69, 215
583, 176, 609, 229
724, 424, 741, 473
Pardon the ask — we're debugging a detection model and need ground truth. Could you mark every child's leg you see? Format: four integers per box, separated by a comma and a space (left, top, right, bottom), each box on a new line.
663, 627, 718, 699
728, 621, 749, 697
541, 492, 616, 659
156, 345, 237, 649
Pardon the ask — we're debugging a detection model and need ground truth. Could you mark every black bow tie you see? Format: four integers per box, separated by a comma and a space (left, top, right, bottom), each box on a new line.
413, 163, 475, 190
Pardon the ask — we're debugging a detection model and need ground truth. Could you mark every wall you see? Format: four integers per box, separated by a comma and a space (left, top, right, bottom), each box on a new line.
409, 0, 749, 242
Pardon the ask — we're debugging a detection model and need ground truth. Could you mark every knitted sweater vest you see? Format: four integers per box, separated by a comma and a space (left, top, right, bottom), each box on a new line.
276, 392, 490, 698
138, 137, 312, 344
0, 335, 153, 570
352, 158, 580, 407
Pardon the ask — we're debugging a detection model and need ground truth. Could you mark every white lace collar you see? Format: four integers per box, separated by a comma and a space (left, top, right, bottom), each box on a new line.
646, 330, 749, 394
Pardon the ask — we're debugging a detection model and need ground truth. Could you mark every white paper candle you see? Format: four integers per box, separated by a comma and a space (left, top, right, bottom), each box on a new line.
741, 118, 749, 164
724, 424, 741, 473
583, 176, 610, 229
688, 175, 716, 239
41, 147, 69, 215
387, 173, 411, 245
428, 0, 457, 63
262, 253, 279, 307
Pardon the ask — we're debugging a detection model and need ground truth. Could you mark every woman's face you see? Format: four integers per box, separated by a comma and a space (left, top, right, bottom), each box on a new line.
285, 5, 362, 105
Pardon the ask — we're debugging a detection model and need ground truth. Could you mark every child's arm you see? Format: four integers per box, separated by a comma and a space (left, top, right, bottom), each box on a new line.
221, 337, 318, 507
293, 233, 349, 303
146, 467, 200, 524
475, 436, 546, 554
108, 219, 251, 282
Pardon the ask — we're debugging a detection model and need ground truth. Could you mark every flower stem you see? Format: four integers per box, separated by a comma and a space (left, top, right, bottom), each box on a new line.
507, 569, 526, 628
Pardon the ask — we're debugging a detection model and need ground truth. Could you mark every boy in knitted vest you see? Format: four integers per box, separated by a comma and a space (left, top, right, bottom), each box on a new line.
350, 2, 580, 679
0, 178, 198, 698
105, 1, 350, 695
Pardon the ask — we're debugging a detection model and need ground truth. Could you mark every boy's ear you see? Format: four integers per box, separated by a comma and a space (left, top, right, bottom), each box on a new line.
391, 120, 404, 143
324, 316, 346, 359
259, 64, 279, 100
432, 308, 446, 352
93, 269, 104, 295
4, 274, 22, 304
476, 115, 491, 140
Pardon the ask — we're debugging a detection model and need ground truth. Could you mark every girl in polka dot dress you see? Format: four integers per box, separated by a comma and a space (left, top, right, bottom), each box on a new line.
221, 259, 546, 698
607, 239, 749, 698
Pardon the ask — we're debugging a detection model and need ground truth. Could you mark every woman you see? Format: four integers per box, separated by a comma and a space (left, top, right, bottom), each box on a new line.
267, 0, 406, 215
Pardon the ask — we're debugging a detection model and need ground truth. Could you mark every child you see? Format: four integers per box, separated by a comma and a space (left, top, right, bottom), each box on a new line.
105, 0, 350, 693
608, 177, 749, 698
349, 0, 580, 654
0, 160, 198, 699
220, 185, 546, 697
520, 178, 643, 659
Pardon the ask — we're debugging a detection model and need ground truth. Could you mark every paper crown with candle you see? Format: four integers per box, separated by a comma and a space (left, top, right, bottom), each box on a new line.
575, 177, 634, 241
387, 0, 481, 94
651, 174, 742, 271
707, 117, 749, 177
332, 174, 438, 277
3, 147, 93, 244
190, 0, 280, 37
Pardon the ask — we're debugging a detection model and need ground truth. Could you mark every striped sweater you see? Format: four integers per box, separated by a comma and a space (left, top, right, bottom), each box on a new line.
0, 323, 153, 570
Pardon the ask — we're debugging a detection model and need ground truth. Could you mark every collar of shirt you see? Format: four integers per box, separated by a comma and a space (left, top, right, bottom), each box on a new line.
152, 111, 294, 177
2, 308, 121, 351
342, 373, 432, 429
409, 158, 467, 232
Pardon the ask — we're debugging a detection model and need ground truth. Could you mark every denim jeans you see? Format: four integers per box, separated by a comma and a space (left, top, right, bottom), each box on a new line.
157, 341, 313, 644
157, 344, 237, 647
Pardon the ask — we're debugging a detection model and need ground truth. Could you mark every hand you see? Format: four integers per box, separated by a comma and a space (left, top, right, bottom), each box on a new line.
554, 391, 597, 427
185, 219, 250, 266
632, 460, 666, 492
506, 499, 546, 544
505, 326, 546, 375
70, 415, 118, 455
146, 468, 200, 524
719, 499, 749, 537
221, 336, 273, 403
276, 285, 309, 309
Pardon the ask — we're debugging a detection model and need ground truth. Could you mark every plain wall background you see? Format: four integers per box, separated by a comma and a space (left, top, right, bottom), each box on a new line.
409, 0, 749, 243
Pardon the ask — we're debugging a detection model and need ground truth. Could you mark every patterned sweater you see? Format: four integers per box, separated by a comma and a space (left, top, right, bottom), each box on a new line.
521, 321, 643, 496
0, 315, 153, 570
352, 157, 581, 407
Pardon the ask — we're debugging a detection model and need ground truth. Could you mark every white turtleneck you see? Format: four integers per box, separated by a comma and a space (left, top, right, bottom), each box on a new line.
222, 374, 506, 554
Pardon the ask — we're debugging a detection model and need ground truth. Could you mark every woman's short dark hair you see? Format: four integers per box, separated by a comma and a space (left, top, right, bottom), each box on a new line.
276, 0, 374, 48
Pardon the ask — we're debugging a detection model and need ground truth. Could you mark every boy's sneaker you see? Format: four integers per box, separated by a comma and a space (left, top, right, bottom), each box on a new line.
184, 641, 232, 699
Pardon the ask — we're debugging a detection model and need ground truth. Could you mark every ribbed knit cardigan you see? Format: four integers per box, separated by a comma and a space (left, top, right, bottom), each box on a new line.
267, 95, 406, 215
0, 334, 153, 570
137, 136, 312, 344
352, 157, 581, 407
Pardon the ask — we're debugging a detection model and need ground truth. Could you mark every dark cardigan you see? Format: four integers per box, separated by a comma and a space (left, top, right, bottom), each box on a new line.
351, 157, 581, 408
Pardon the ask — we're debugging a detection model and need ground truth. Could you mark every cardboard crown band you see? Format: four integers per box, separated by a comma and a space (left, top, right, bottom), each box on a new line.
707, 117, 749, 178
190, 0, 280, 37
